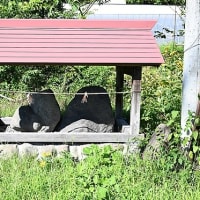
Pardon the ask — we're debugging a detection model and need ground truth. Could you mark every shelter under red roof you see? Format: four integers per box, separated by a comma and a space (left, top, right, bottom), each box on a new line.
0, 19, 164, 141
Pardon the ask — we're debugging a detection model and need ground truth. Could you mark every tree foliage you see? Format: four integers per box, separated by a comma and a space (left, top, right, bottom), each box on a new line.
0, 0, 110, 19
68, 0, 110, 18
0, 0, 112, 94
140, 43, 183, 132
0, 0, 70, 18
126, 0, 185, 5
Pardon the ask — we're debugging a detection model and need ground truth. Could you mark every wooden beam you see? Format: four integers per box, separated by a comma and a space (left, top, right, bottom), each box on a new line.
0, 132, 143, 143
121, 66, 135, 76
130, 67, 142, 135
115, 66, 124, 119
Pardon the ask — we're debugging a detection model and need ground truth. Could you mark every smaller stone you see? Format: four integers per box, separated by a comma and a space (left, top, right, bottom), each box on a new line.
37, 145, 57, 159
122, 144, 128, 155
0, 144, 18, 158
5, 126, 19, 132
18, 143, 38, 157
69, 146, 79, 160
55, 145, 69, 158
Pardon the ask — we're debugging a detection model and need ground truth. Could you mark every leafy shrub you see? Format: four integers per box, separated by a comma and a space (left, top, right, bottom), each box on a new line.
140, 43, 183, 134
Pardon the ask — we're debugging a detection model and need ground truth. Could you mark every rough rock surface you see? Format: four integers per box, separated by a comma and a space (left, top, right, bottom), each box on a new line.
0, 118, 7, 132
28, 89, 61, 132
142, 124, 171, 159
0, 144, 18, 158
10, 105, 42, 132
57, 86, 114, 132
18, 143, 38, 157
0, 143, 130, 161
6, 89, 60, 132
60, 119, 113, 133
0, 119, 4, 126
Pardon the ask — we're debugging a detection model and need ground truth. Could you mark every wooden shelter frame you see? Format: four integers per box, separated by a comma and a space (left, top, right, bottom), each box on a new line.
0, 19, 164, 143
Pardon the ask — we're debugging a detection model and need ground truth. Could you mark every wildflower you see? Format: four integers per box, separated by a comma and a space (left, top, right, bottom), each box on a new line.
39, 160, 46, 168
41, 152, 52, 158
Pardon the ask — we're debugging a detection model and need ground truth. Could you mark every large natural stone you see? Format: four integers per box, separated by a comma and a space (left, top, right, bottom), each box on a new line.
0, 118, 4, 126
5, 126, 19, 132
60, 119, 113, 133
57, 86, 114, 132
142, 124, 171, 159
69, 146, 79, 160
28, 89, 61, 132
10, 105, 42, 132
0, 126, 4, 132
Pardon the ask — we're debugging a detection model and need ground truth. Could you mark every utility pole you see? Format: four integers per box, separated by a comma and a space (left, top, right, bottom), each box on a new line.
181, 0, 200, 137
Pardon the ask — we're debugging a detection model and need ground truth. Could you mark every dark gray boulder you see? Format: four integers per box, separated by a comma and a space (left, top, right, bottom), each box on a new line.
10, 105, 42, 132
28, 89, 61, 132
57, 86, 114, 132
0, 118, 7, 132
0, 119, 4, 126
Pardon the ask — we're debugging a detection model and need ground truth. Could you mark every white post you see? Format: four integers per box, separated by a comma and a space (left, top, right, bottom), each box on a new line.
181, 0, 200, 137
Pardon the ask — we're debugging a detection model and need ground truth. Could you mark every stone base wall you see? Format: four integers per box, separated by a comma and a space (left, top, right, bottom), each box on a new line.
0, 143, 138, 160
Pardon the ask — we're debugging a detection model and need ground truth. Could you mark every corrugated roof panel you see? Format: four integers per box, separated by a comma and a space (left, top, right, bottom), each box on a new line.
0, 19, 156, 29
0, 19, 164, 66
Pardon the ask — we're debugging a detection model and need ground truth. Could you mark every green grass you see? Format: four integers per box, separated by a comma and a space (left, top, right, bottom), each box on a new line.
0, 93, 69, 117
0, 101, 19, 117
0, 145, 200, 200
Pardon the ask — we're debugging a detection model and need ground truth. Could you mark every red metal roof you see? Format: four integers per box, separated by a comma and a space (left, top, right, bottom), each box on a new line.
0, 19, 164, 66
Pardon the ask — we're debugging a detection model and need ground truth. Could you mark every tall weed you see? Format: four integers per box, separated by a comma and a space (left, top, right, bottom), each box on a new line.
0, 145, 199, 200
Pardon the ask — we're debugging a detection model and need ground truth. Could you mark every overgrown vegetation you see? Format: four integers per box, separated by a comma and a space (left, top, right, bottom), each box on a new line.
141, 44, 183, 132
0, 144, 199, 200
0, 0, 110, 19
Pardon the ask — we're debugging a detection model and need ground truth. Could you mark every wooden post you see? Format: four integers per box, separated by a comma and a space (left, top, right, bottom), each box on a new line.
130, 67, 142, 135
115, 66, 124, 119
